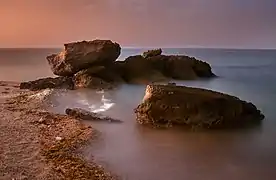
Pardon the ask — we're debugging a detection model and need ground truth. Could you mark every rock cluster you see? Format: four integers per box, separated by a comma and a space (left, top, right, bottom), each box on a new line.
135, 84, 264, 129
20, 39, 215, 91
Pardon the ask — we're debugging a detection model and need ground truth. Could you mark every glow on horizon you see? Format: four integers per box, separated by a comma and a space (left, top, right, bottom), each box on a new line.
0, 0, 276, 49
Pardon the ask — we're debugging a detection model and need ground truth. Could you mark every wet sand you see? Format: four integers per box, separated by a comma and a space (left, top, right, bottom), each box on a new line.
0, 81, 117, 180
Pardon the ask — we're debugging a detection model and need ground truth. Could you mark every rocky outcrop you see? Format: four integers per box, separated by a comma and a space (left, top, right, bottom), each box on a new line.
142, 49, 162, 58
118, 55, 168, 83
73, 69, 114, 90
118, 52, 215, 83
20, 77, 74, 91
22, 41, 216, 91
65, 108, 122, 123
47, 40, 121, 76
135, 84, 264, 129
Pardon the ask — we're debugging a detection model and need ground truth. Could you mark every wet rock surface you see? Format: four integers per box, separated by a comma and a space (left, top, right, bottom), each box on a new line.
20, 77, 74, 91
65, 108, 123, 123
135, 84, 264, 129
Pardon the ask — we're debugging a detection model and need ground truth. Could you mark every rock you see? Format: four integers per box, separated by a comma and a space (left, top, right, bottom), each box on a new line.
119, 55, 168, 83
65, 108, 122, 123
135, 84, 264, 129
142, 49, 162, 58
119, 53, 215, 83
73, 69, 114, 90
55, 136, 63, 141
20, 77, 74, 91
77, 65, 124, 83
47, 40, 121, 76
164, 55, 215, 79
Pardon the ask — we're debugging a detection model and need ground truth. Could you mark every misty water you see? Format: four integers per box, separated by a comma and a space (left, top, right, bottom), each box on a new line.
1, 48, 276, 179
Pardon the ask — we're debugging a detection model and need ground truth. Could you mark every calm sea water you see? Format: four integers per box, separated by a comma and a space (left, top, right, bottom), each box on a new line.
1, 48, 276, 180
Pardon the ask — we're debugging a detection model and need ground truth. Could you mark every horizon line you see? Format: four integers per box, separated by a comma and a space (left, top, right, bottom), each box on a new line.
0, 46, 275, 50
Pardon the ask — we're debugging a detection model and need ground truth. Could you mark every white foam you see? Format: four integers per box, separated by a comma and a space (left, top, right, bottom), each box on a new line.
92, 95, 115, 113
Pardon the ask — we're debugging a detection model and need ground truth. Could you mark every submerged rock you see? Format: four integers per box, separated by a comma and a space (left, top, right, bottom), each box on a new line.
20, 77, 74, 91
135, 84, 264, 129
142, 49, 162, 58
65, 108, 122, 123
47, 40, 121, 76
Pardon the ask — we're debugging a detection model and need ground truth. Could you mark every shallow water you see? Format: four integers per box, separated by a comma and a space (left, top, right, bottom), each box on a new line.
2, 48, 276, 179
47, 79, 276, 180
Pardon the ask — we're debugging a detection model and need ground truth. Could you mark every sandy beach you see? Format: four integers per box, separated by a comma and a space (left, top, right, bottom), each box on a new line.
0, 81, 116, 180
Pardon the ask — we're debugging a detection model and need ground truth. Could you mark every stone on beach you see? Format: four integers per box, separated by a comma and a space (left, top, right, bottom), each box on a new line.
47, 40, 121, 76
65, 108, 123, 123
20, 77, 74, 91
135, 84, 264, 129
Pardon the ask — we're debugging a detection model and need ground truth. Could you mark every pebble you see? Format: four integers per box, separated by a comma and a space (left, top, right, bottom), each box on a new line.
55, 136, 63, 141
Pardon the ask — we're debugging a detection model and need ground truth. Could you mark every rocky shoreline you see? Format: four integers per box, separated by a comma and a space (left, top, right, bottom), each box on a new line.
0, 82, 117, 179
0, 39, 266, 179
20, 40, 215, 91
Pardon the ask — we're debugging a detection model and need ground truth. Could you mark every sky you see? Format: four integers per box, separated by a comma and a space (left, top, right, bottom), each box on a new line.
0, 0, 276, 48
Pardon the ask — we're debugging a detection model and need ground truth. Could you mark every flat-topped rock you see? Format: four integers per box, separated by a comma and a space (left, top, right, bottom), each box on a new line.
135, 84, 264, 129
20, 77, 74, 91
47, 40, 121, 76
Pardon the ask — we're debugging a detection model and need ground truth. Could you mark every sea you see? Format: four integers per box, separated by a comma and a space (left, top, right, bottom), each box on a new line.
1, 48, 276, 180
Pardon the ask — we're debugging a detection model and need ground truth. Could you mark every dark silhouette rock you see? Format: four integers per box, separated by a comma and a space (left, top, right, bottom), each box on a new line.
47, 40, 121, 76
73, 69, 114, 90
135, 84, 264, 129
119, 55, 168, 83
142, 49, 162, 58
20, 77, 74, 91
65, 108, 122, 123
118, 53, 215, 83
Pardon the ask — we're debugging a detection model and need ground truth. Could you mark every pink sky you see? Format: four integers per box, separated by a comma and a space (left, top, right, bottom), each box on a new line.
0, 0, 276, 48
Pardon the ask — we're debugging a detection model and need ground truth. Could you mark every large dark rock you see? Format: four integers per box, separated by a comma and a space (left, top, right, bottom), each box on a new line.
65, 108, 122, 123
135, 84, 264, 129
47, 40, 121, 76
20, 77, 74, 91
73, 69, 114, 90
118, 52, 215, 83
119, 55, 168, 83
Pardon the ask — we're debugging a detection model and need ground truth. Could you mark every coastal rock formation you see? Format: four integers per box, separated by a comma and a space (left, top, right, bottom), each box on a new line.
142, 49, 162, 58
135, 84, 264, 129
73, 69, 113, 90
119, 55, 168, 83
118, 52, 215, 83
21, 41, 216, 91
47, 40, 121, 76
20, 77, 74, 91
65, 108, 122, 123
